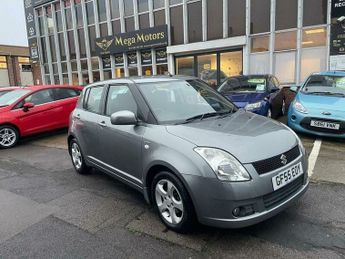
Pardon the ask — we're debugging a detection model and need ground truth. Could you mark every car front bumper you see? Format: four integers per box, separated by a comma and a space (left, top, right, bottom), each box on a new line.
183, 153, 309, 228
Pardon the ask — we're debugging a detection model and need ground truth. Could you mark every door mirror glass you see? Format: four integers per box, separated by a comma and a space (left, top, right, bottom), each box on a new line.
110, 110, 137, 125
289, 85, 300, 92
23, 102, 35, 111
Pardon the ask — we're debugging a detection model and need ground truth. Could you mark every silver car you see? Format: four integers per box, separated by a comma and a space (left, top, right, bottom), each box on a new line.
68, 76, 309, 233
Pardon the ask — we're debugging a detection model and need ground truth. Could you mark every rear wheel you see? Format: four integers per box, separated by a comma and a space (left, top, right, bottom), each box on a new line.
152, 172, 196, 233
69, 139, 91, 175
0, 125, 19, 149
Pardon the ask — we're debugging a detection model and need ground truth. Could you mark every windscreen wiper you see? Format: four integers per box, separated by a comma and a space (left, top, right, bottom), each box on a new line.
307, 91, 345, 96
179, 112, 221, 124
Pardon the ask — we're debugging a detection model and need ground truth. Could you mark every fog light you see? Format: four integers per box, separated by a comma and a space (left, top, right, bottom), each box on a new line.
232, 207, 240, 217
232, 205, 255, 217
291, 115, 297, 120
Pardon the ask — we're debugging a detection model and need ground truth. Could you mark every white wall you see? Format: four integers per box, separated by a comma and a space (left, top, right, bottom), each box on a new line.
0, 70, 10, 86
20, 71, 33, 86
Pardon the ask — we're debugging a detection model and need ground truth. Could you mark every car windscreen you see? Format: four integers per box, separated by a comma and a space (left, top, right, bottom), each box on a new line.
218, 77, 267, 93
137, 79, 237, 124
0, 90, 31, 107
302, 75, 345, 96
0, 90, 10, 97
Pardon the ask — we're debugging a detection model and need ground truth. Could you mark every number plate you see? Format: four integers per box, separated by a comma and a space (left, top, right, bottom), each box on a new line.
310, 120, 340, 130
272, 162, 303, 191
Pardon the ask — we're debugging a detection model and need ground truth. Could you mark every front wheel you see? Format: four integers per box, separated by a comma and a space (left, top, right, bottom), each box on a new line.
152, 172, 196, 233
0, 125, 19, 149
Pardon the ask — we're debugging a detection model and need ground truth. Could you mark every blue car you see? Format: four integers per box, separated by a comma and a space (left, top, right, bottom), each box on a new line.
218, 75, 285, 119
288, 71, 345, 138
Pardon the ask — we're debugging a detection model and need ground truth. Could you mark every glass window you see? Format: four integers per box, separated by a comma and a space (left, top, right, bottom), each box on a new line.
91, 57, 99, 70
52, 88, 80, 100
38, 16, 45, 35
139, 14, 150, 29
275, 31, 297, 51
142, 66, 152, 76
301, 47, 327, 81
112, 20, 121, 34
89, 26, 96, 56
128, 67, 138, 76
72, 73, 79, 85
170, 6, 184, 45
68, 31, 76, 59
176, 56, 194, 76
197, 54, 218, 87
0, 90, 31, 106
188, 2, 202, 43
250, 0, 270, 34
56, 10, 63, 32
250, 53, 270, 74
138, 0, 149, 13
154, 10, 165, 26
274, 52, 296, 84
124, 0, 134, 16
125, 17, 135, 32
81, 59, 88, 70
303, 0, 327, 26
75, 4, 83, 27
84, 86, 105, 113
106, 85, 137, 116
49, 36, 57, 62
25, 89, 54, 105
220, 51, 243, 81
41, 38, 47, 63
0, 56, 7, 69
157, 64, 168, 75
153, 0, 165, 9
104, 70, 112, 80
65, 8, 73, 30
86, 1, 95, 24
98, 0, 107, 22
251, 36, 269, 53
100, 23, 108, 37
78, 29, 86, 58
115, 68, 125, 78
275, 0, 297, 30
302, 27, 327, 48
110, 0, 120, 19
228, 0, 246, 37
218, 76, 268, 93
170, 0, 182, 5
82, 71, 89, 85
71, 60, 78, 71
207, 0, 223, 40
46, 7, 54, 34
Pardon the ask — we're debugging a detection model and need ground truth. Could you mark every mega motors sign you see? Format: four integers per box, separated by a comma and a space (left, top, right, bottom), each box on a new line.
94, 25, 168, 56
332, 0, 345, 18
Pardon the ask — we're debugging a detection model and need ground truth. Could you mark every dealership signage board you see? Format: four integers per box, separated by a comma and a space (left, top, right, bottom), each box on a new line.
23, 0, 39, 62
95, 25, 168, 56
331, 0, 345, 18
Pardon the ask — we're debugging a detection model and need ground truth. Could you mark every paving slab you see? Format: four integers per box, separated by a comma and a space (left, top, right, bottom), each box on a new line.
126, 209, 212, 251
0, 189, 57, 244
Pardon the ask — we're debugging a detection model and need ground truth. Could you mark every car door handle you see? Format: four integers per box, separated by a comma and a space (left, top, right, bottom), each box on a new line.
98, 121, 107, 127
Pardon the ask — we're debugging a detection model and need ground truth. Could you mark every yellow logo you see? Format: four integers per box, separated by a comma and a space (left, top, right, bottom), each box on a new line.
96, 39, 114, 51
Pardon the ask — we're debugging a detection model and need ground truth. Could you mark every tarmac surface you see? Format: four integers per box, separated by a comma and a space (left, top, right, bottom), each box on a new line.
0, 128, 344, 259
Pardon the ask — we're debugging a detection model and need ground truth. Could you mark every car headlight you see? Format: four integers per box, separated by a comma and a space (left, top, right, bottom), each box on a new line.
293, 101, 308, 114
245, 101, 262, 110
194, 147, 251, 182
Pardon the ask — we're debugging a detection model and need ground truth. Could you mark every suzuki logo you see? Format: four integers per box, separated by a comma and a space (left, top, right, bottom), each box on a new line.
280, 154, 288, 165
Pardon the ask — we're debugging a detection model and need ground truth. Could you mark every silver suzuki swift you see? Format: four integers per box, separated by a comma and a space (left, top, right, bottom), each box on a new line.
68, 76, 309, 233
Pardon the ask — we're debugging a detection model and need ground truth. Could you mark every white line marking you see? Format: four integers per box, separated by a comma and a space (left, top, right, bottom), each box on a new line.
308, 139, 322, 177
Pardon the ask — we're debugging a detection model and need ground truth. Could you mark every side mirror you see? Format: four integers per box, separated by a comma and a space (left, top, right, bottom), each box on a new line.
23, 102, 35, 112
110, 110, 137, 125
289, 85, 300, 93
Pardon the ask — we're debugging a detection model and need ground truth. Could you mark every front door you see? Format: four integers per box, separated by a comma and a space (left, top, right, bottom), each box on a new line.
97, 84, 144, 184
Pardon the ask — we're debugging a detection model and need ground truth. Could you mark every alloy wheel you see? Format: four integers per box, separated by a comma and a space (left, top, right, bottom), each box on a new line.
282, 99, 286, 115
71, 142, 82, 170
155, 179, 184, 225
0, 128, 17, 147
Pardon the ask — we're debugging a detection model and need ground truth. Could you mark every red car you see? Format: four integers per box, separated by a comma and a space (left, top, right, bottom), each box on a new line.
0, 87, 19, 97
0, 85, 83, 148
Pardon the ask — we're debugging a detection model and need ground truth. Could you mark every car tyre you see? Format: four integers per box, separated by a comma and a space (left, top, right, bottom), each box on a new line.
0, 125, 19, 149
152, 171, 196, 233
69, 139, 91, 175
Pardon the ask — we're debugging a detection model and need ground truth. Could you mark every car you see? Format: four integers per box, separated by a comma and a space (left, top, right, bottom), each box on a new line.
218, 75, 285, 119
0, 87, 19, 97
0, 84, 83, 148
68, 76, 309, 233
288, 71, 345, 138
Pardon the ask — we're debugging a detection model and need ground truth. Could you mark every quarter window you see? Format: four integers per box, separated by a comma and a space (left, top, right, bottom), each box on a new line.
84, 86, 105, 113
105, 85, 137, 116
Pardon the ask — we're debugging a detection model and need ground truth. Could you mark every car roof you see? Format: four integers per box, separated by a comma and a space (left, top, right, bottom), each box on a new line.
229, 74, 271, 79
88, 75, 198, 87
311, 71, 345, 77
0, 86, 20, 91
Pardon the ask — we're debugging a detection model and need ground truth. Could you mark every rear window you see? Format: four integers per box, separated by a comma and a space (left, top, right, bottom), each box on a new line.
218, 77, 267, 93
83, 86, 105, 113
52, 88, 81, 100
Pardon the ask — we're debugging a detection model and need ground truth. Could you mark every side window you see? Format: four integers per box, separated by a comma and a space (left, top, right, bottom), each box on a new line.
105, 85, 137, 116
84, 85, 105, 113
53, 88, 81, 100
24, 89, 54, 106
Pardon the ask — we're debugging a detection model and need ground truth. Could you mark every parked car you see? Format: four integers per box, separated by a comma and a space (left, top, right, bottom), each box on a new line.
68, 76, 309, 233
218, 75, 285, 119
0, 87, 19, 97
0, 85, 83, 148
288, 71, 345, 138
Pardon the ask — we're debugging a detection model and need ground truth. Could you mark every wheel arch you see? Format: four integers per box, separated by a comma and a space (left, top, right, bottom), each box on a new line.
0, 123, 21, 137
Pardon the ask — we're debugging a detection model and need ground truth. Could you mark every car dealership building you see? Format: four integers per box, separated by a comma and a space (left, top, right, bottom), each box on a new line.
24, 0, 345, 86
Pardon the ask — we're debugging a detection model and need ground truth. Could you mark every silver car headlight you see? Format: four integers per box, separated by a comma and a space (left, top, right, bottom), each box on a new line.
293, 100, 308, 114
245, 101, 262, 111
194, 147, 251, 182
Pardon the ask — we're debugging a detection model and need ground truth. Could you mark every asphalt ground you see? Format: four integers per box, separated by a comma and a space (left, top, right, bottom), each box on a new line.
0, 123, 344, 258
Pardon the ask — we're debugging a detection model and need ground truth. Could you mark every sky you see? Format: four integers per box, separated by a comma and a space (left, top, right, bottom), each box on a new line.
0, 0, 28, 46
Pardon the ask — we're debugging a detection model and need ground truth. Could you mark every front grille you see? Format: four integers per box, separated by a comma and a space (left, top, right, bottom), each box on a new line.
263, 175, 304, 209
252, 146, 300, 175
300, 117, 345, 135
